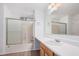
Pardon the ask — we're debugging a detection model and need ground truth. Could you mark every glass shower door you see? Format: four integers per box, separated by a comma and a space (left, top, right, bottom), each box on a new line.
22, 21, 34, 44
6, 19, 22, 45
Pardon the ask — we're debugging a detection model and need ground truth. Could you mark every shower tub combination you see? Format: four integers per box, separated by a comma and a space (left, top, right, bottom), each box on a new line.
6, 18, 35, 54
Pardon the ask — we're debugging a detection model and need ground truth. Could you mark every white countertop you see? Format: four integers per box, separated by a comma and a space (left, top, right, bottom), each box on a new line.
36, 35, 79, 56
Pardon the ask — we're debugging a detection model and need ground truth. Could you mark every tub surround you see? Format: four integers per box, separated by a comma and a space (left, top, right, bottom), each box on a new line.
1, 50, 40, 56
36, 35, 79, 56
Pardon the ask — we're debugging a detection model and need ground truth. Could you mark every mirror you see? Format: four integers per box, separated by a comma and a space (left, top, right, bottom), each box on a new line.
45, 3, 79, 36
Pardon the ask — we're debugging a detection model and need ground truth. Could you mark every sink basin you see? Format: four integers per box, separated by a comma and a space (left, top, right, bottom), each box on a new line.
45, 40, 63, 46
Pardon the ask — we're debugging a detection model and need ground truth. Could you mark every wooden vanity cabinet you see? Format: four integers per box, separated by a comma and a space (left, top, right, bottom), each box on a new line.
40, 43, 54, 56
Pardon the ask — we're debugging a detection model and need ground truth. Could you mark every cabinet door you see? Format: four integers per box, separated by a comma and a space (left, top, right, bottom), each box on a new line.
45, 47, 54, 56
40, 47, 45, 56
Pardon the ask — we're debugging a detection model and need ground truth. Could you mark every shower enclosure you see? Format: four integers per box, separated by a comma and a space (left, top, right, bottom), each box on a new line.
6, 17, 35, 53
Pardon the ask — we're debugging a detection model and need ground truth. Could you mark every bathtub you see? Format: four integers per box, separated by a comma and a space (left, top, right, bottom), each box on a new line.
5, 43, 34, 54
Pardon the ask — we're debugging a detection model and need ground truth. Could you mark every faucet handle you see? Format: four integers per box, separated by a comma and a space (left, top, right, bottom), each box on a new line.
55, 39, 60, 42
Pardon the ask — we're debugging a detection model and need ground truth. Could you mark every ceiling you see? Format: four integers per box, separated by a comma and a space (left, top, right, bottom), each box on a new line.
5, 3, 48, 11
4, 3, 48, 17
4, 3, 79, 18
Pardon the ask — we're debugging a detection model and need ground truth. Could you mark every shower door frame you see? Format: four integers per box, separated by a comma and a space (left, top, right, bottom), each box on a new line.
6, 18, 23, 45
6, 17, 35, 45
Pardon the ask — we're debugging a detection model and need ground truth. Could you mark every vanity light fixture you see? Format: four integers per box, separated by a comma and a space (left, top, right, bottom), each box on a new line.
48, 3, 62, 13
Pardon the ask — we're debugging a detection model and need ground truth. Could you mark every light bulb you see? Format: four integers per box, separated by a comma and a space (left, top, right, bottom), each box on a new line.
48, 3, 55, 9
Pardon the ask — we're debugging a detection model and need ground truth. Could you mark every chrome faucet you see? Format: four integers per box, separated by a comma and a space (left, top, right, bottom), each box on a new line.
55, 39, 60, 42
